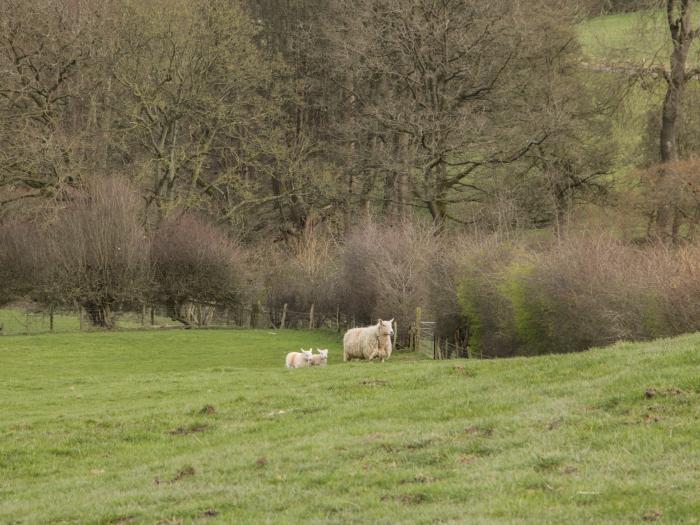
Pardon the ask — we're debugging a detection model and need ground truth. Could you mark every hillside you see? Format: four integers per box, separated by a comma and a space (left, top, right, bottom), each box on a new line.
2, 330, 699, 524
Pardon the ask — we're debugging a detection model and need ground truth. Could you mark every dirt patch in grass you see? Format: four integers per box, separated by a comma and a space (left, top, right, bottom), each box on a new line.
464, 425, 494, 437
200, 509, 219, 518
154, 465, 196, 485
547, 418, 563, 431
359, 379, 388, 387
457, 454, 479, 465
381, 493, 430, 505
167, 423, 209, 435
401, 474, 438, 484
561, 465, 578, 475
108, 516, 136, 525
642, 509, 662, 521
199, 404, 216, 415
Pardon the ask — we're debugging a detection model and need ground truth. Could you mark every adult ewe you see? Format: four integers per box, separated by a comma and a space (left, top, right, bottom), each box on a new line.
343, 319, 394, 362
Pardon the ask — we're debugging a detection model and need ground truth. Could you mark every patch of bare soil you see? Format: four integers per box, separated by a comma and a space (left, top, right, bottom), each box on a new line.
154, 466, 196, 485
167, 423, 209, 435
359, 379, 388, 386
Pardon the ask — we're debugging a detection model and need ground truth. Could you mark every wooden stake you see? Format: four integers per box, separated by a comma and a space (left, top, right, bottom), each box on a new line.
309, 303, 315, 329
280, 303, 287, 329
415, 307, 422, 353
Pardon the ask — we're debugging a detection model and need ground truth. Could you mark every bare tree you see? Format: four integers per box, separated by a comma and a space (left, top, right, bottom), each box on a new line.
654, 0, 700, 239
42, 177, 150, 327
329, 0, 608, 229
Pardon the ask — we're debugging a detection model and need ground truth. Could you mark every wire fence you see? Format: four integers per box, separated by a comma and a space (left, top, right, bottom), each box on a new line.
0, 302, 356, 337
0, 302, 477, 360
414, 320, 482, 360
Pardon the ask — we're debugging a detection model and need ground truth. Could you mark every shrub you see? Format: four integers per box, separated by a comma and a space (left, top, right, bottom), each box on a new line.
457, 233, 700, 356
42, 177, 150, 327
0, 220, 39, 307
152, 213, 248, 325
456, 236, 522, 357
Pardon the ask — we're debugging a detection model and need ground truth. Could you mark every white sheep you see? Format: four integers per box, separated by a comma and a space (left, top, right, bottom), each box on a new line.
343, 319, 394, 363
310, 348, 329, 367
285, 348, 313, 368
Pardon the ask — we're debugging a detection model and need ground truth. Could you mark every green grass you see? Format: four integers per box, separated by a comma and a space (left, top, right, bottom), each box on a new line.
578, 9, 700, 67
2, 329, 700, 524
0, 307, 178, 336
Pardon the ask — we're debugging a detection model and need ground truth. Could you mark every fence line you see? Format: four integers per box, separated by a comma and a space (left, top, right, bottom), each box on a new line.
0, 302, 356, 337
0, 302, 479, 360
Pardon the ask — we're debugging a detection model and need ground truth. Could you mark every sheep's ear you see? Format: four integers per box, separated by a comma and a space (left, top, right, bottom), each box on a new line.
377, 319, 383, 324
389, 318, 394, 323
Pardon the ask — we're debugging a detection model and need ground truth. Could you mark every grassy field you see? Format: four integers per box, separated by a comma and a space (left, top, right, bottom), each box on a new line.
2, 329, 700, 524
0, 307, 179, 336
578, 10, 700, 67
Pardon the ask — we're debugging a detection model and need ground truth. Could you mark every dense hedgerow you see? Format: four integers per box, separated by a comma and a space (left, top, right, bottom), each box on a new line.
457, 234, 700, 356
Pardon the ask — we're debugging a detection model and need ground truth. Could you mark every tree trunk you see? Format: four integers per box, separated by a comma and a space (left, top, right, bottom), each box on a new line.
655, 0, 696, 240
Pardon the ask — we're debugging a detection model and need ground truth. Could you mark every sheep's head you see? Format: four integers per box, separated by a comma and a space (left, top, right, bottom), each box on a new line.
302, 349, 313, 362
317, 348, 329, 360
377, 319, 394, 337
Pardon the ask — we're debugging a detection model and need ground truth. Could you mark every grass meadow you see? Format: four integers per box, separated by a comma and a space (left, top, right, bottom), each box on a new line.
2, 329, 700, 524
578, 9, 700, 68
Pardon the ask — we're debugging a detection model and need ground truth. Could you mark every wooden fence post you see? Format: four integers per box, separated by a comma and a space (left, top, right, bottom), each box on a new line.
336, 305, 340, 333
280, 303, 287, 329
141, 303, 146, 326
308, 303, 315, 329
415, 307, 422, 353
49, 305, 54, 333
150, 306, 155, 326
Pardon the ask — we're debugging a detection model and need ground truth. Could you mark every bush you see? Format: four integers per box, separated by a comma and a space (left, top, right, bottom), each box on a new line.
42, 177, 150, 327
457, 233, 700, 356
0, 220, 39, 307
152, 213, 248, 325
456, 236, 523, 357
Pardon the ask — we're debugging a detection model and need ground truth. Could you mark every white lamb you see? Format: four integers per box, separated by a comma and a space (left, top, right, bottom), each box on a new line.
285, 349, 313, 368
310, 348, 329, 367
343, 319, 394, 362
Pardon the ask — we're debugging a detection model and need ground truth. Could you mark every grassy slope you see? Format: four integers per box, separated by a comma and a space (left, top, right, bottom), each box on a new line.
578, 10, 700, 68
1, 330, 700, 524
